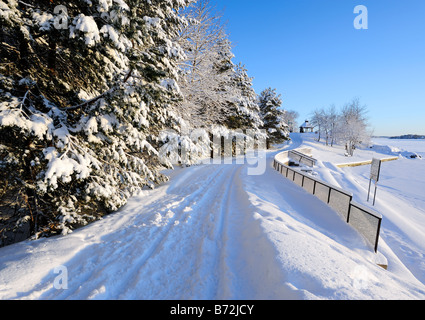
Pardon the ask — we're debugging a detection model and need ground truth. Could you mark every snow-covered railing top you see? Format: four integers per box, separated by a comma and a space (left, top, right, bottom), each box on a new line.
274, 150, 382, 253
288, 149, 317, 167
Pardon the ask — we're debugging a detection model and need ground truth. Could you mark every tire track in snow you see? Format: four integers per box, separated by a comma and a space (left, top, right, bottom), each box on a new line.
192, 164, 241, 299
120, 164, 242, 299
114, 164, 232, 299
37, 164, 228, 299
10, 146, 320, 300
89, 163, 239, 299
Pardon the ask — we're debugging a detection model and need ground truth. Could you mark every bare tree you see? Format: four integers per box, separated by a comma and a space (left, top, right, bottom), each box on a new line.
311, 108, 325, 142
310, 99, 370, 154
340, 98, 371, 156
176, 0, 235, 126
326, 104, 339, 147
281, 110, 299, 133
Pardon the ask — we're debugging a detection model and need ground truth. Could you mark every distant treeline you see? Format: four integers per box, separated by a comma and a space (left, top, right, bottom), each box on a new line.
390, 134, 425, 139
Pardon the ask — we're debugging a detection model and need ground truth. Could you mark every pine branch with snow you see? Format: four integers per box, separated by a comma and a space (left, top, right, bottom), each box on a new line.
0, 0, 193, 241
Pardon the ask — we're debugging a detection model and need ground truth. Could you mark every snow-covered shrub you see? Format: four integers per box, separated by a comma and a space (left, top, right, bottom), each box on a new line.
0, 0, 193, 241
0, 0, 292, 245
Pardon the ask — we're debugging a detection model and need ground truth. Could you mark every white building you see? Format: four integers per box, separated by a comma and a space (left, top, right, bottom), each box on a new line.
299, 120, 314, 133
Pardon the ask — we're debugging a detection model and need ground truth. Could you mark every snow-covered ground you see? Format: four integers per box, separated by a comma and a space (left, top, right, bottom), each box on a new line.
300, 134, 425, 288
0, 133, 424, 300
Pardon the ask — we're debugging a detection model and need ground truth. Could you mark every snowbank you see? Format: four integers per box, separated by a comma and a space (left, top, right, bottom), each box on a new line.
294, 133, 425, 287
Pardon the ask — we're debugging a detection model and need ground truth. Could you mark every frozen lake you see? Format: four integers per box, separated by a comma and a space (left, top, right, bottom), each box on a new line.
372, 137, 425, 158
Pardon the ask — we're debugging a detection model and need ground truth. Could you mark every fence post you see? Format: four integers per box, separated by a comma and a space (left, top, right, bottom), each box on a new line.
346, 198, 353, 223
327, 187, 332, 204
374, 218, 382, 253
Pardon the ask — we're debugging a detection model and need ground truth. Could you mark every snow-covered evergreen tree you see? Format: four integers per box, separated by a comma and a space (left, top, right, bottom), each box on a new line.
0, 0, 192, 241
0, 0, 291, 245
157, 0, 266, 167
198, 35, 236, 126
226, 63, 263, 130
158, 61, 266, 168
258, 88, 289, 147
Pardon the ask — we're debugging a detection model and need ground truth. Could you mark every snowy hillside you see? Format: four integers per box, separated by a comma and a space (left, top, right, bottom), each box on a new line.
305, 134, 425, 286
0, 133, 424, 300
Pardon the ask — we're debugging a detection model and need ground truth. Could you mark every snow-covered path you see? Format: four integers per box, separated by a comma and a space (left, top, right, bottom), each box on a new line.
1, 138, 425, 300
0, 157, 302, 300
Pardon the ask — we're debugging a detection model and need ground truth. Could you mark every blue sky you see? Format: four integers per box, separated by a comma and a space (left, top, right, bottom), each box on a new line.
211, 0, 425, 136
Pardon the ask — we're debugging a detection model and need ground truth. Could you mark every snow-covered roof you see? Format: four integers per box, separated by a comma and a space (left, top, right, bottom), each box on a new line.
300, 120, 314, 128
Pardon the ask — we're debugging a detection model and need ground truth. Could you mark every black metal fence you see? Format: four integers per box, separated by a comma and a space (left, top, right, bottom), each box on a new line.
288, 149, 317, 167
274, 155, 382, 252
